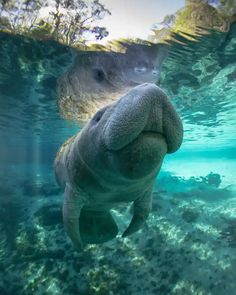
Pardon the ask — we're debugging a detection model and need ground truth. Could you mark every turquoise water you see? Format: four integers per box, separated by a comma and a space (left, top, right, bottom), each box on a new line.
0, 23, 236, 295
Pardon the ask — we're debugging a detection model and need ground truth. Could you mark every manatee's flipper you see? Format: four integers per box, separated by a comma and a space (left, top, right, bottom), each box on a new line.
80, 209, 118, 244
122, 189, 152, 237
63, 183, 84, 251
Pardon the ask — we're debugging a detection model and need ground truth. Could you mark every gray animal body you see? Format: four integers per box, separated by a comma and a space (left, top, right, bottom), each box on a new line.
54, 83, 183, 250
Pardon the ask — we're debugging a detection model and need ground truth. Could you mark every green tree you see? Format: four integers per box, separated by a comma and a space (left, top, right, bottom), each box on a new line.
0, 0, 110, 46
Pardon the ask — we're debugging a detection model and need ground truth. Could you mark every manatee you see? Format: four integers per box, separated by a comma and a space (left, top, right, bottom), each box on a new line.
54, 83, 183, 250
57, 43, 168, 121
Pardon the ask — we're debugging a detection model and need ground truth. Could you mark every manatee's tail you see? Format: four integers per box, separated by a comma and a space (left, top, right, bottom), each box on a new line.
79, 209, 118, 244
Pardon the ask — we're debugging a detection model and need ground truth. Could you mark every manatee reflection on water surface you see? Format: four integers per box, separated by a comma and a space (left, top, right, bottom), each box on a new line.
57, 42, 168, 121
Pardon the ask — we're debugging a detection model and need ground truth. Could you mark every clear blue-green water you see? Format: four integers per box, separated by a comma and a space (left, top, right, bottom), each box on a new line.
0, 23, 236, 295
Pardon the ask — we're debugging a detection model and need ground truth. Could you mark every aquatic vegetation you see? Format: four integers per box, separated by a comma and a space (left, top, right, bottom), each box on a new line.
15, 228, 37, 257
0, 230, 6, 266
181, 206, 200, 223
0, 201, 23, 250
171, 280, 209, 295
0, 171, 235, 294
34, 204, 62, 227
156, 172, 224, 197
205, 172, 221, 187
220, 218, 236, 248
88, 265, 120, 295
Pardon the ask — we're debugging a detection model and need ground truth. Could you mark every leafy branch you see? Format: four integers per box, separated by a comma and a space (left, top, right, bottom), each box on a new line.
0, 0, 111, 46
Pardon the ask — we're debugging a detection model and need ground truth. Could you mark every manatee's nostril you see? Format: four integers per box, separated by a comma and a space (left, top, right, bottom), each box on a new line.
93, 110, 103, 122
94, 113, 102, 122
134, 61, 148, 74
134, 66, 147, 73
93, 68, 105, 82
152, 69, 159, 76
92, 106, 110, 123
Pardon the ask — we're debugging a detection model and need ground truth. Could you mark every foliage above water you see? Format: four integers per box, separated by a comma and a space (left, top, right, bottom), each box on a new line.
150, 0, 236, 44
0, 0, 111, 46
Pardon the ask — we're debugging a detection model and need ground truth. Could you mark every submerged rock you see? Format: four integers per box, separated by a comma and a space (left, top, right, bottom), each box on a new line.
181, 207, 200, 223
205, 172, 221, 187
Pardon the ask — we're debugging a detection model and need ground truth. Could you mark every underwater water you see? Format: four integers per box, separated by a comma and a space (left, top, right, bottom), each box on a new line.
0, 23, 236, 295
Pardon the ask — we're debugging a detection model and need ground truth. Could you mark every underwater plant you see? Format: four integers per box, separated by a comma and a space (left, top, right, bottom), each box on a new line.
220, 218, 236, 248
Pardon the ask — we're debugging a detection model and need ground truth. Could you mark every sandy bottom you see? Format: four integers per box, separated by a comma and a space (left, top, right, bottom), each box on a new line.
0, 164, 236, 295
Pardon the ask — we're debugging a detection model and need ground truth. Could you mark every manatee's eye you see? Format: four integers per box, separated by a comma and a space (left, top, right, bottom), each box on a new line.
93, 68, 105, 82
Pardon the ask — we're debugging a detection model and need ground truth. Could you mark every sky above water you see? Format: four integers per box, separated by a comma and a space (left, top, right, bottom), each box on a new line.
98, 0, 185, 42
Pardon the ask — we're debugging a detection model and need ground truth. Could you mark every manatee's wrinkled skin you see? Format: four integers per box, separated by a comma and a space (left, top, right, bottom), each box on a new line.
54, 83, 183, 250
57, 44, 168, 121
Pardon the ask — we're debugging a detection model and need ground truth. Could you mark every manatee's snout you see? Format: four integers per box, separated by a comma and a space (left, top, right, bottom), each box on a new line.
102, 83, 183, 179
104, 83, 183, 154
111, 131, 168, 179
